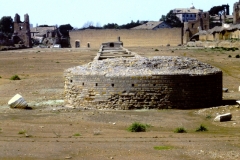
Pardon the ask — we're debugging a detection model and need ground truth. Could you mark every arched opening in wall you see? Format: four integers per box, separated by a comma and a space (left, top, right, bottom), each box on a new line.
75, 40, 80, 48
110, 43, 114, 47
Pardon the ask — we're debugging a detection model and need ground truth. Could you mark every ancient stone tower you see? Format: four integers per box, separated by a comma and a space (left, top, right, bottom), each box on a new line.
233, 1, 240, 24
12, 13, 32, 47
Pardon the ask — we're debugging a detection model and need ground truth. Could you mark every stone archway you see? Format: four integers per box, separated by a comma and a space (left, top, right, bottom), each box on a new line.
75, 40, 80, 48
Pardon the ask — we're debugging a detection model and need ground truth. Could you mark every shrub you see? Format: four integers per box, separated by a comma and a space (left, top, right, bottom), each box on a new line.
18, 130, 26, 134
154, 146, 173, 150
228, 55, 232, 58
73, 133, 81, 136
236, 54, 240, 58
174, 127, 187, 133
206, 115, 212, 119
155, 49, 159, 51
10, 75, 21, 80
195, 124, 208, 132
127, 122, 147, 132
0, 76, 1, 78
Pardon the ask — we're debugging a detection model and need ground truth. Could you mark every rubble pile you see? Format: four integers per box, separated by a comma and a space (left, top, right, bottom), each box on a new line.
66, 56, 221, 76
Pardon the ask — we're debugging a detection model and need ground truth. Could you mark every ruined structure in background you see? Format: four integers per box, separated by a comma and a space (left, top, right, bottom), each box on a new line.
64, 42, 222, 110
30, 26, 57, 47
12, 14, 32, 48
184, 12, 210, 42
234, 0, 240, 24
188, 1, 240, 46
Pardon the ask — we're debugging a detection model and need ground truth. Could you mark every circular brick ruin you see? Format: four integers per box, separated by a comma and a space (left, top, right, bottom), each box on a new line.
64, 56, 222, 109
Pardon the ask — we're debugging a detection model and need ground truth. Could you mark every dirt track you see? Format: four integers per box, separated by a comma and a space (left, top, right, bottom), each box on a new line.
0, 47, 240, 160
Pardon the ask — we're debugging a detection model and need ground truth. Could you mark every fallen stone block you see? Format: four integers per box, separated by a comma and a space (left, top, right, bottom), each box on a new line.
8, 94, 28, 109
214, 113, 232, 122
222, 88, 228, 92
236, 100, 240, 105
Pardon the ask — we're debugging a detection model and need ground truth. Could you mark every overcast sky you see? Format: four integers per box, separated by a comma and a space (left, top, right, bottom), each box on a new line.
0, 0, 237, 28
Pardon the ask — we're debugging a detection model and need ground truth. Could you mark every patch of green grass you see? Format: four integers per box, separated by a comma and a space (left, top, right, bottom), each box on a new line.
195, 124, 208, 132
127, 122, 148, 132
154, 146, 173, 150
10, 75, 21, 80
174, 127, 187, 133
18, 130, 26, 134
206, 115, 212, 119
73, 133, 81, 136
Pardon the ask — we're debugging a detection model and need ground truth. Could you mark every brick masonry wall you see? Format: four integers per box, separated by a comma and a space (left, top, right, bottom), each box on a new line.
69, 28, 182, 48
64, 72, 222, 109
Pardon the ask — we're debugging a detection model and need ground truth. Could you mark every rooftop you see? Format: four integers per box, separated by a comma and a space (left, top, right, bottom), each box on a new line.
131, 21, 167, 30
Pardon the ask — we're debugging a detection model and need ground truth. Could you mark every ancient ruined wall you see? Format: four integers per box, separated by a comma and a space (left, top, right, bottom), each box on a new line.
13, 14, 32, 47
69, 28, 182, 48
234, 1, 240, 24
64, 73, 222, 109
185, 12, 209, 38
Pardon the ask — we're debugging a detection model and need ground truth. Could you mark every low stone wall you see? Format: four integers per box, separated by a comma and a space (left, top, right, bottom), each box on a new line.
187, 41, 240, 48
64, 56, 222, 110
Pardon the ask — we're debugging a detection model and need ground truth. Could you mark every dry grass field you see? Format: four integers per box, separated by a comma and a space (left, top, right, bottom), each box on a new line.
0, 46, 240, 160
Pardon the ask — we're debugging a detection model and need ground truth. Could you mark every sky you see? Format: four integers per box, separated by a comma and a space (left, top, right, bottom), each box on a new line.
0, 0, 238, 28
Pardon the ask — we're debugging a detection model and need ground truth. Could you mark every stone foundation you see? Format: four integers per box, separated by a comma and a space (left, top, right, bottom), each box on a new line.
64, 54, 222, 109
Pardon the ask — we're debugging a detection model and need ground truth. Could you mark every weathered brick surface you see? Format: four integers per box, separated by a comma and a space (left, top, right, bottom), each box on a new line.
64, 73, 222, 109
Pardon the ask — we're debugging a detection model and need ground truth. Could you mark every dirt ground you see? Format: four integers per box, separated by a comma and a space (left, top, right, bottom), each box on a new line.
0, 46, 240, 160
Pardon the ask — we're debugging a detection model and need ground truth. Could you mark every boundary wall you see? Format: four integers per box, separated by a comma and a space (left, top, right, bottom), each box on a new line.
69, 28, 182, 48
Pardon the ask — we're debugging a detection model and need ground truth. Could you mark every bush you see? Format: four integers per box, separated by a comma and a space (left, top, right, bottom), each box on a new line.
18, 130, 26, 134
10, 75, 21, 80
73, 133, 81, 136
236, 54, 240, 58
154, 146, 173, 150
228, 55, 232, 58
0, 76, 1, 78
155, 49, 159, 51
195, 124, 208, 132
174, 127, 187, 133
127, 122, 147, 132
205, 115, 212, 119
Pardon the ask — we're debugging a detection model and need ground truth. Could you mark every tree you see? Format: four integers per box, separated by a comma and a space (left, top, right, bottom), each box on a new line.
0, 16, 13, 38
119, 20, 143, 29
209, 5, 228, 16
59, 24, 73, 37
82, 21, 94, 28
103, 23, 119, 29
209, 5, 230, 25
160, 10, 182, 28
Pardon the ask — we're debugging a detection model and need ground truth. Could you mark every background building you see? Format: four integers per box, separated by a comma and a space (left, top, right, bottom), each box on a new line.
173, 5, 203, 23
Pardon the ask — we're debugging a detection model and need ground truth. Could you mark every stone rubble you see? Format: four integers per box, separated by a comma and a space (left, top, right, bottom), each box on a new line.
66, 56, 221, 77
